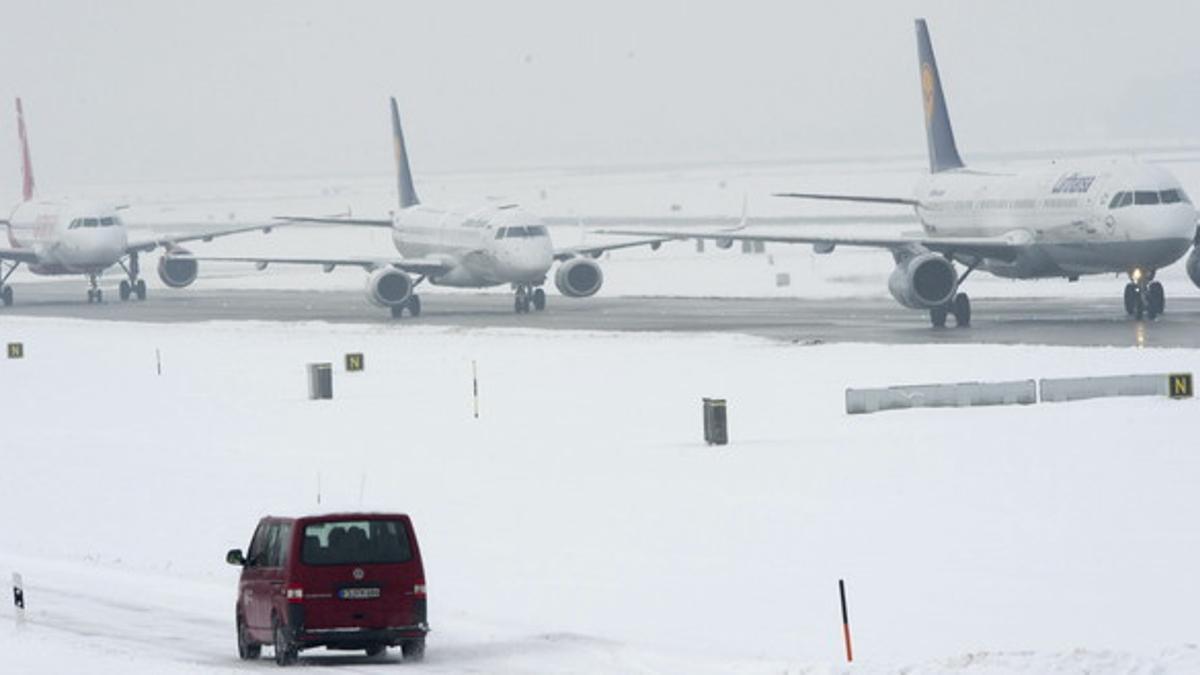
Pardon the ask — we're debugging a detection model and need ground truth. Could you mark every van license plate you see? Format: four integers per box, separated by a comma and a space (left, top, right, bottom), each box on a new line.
338, 587, 381, 600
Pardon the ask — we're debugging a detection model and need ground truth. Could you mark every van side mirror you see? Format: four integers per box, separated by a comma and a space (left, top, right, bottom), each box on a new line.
226, 549, 246, 566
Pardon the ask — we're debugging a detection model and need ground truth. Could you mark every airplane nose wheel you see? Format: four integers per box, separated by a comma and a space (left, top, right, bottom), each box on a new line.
86, 275, 103, 304
1125, 276, 1164, 320
532, 287, 546, 311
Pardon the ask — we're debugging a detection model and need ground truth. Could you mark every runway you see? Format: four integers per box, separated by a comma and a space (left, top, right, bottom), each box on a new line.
2, 281, 1198, 348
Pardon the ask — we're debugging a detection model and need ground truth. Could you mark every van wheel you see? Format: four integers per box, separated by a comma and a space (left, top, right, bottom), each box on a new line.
273, 616, 297, 666
237, 617, 261, 660
401, 638, 425, 661
236, 614, 260, 658
365, 645, 386, 658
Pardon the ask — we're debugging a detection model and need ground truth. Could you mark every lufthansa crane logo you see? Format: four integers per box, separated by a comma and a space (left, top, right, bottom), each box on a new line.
921, 63, 936, 128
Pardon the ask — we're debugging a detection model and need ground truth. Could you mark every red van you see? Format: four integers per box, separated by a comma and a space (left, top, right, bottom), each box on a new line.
226, 512, 428, 665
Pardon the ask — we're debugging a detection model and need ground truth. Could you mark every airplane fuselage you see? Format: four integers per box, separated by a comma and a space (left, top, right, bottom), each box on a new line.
914, 160, 1196, 279
391, 204, 553, 287
6, 201, 128, 275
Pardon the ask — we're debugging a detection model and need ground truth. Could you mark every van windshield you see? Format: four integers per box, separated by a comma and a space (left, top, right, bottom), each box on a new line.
301, 519, 411, 565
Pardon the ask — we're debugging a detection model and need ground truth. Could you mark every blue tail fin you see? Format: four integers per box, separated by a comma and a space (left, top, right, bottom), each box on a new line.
390, 97, 420, 208
915, 19, 965, 173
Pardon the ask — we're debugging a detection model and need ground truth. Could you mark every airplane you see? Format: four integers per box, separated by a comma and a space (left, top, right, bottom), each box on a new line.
600, 19, 1200, 327
0, 99, 279, 306
185, 97, 665, 318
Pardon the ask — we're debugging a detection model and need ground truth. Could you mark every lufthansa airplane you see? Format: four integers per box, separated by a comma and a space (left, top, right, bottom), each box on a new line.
0, 99, 278, 305
189, 98, 664, 318
602, 20, 1200, 327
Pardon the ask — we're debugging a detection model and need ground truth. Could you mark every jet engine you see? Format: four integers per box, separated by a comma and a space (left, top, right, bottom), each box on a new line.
157, 248, 198, 288
887, 253, 958, 309
554, 258, 604, 298
1187, 246, 1200, 289
366, 267, 414, 307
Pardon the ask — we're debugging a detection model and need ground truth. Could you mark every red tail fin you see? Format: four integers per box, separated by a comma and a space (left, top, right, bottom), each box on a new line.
16, 98, 35, 202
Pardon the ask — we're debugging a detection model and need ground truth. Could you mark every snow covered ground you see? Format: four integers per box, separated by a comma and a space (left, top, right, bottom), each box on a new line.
2, 318, 1199, 672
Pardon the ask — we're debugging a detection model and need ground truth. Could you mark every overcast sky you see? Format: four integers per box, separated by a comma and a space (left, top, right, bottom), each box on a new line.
1, 0, 1199, 194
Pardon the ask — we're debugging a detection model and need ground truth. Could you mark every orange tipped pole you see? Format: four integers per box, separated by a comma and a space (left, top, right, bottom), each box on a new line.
839, 579, 853, 662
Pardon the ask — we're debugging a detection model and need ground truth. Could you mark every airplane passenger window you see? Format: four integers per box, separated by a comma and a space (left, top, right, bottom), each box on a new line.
495, 228, 506, 239
1108, 192, 1127, 209
1160, 189, 1182, 204
1134, 191, 1159, 205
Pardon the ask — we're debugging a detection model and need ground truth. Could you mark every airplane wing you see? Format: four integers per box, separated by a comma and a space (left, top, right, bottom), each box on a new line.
773, 192, 921, 207
181, 254, 453, 276
125, 223, 280, 254
594, 228, 1030, 262
274, 216, 393, 227
553, 236, 673, 261
0, 246, 40, 264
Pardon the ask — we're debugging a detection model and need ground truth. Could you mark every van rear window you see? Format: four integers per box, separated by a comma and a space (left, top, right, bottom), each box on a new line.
301, 519, 411, 565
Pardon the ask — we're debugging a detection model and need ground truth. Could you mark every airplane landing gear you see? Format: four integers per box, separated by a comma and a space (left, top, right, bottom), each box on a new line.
86, 275, 103, 304
117, 253, 147, 302
928, 294, 970, 328
0, 262, 17, 307
389, 294, 421, 319
1125, 270, 1164, 320
513, 284, 545, 314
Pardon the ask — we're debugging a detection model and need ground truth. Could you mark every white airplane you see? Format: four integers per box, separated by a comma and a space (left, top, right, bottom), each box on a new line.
603, 19, 1200, 327
0, 99, 279, 306
189, 98, 664, 318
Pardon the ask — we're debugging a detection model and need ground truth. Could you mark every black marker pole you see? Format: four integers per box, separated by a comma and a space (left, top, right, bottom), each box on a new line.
839, 579, 853, 663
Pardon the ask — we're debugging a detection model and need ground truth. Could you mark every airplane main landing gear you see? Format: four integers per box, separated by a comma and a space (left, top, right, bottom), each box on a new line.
0, 262, 17, 307
513, 284, 545, 314
929, 293, 971, 328
117, 253, 147, 302
389, 294, 422, 319
1124, 270, 1164, 320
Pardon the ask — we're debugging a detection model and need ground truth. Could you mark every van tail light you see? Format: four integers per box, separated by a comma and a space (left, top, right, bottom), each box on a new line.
285, 584, 304, 602
413, 584, 426, 597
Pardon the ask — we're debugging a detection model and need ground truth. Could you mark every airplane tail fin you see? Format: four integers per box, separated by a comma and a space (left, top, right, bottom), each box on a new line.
390, 97, 420, 209
16, 98, 35, 202
915, 19, 965, 173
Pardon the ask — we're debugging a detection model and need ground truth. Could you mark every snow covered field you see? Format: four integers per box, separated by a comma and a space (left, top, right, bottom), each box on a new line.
2, 318, 1199, 672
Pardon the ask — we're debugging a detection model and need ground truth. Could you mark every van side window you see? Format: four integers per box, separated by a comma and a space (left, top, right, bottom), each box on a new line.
265, 523, 291, 568
247, 523, 270, 567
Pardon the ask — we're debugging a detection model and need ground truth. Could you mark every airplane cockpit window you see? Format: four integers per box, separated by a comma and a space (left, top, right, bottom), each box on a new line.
1160, 189, 1186, 204
83, 218, 100, 228
1108, 192, 1128, 209
68, 219, 81, 229
100, 217, 117, 227
505, 226, 529, 238
1133, 191, 1160, 206
526, 225, 548, 237
494, 227, 506, 239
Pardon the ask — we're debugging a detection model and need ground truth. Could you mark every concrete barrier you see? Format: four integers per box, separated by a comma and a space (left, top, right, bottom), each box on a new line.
1039, 373, 1193, 403
846, 380, 1037, 415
